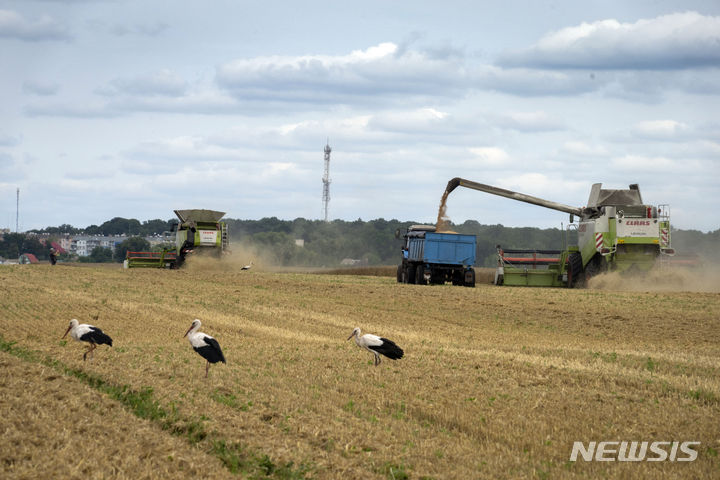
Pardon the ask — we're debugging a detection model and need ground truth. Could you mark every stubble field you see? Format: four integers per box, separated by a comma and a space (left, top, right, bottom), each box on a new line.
1, 262, 719, 479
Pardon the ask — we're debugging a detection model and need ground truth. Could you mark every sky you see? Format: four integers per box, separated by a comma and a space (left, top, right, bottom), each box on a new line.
1, 0, 719, 232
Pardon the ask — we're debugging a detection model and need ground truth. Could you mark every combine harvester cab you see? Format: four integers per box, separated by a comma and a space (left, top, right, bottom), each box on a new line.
445, 178, 674, 287
396, 225, 477, 287
125, 209, 229, 269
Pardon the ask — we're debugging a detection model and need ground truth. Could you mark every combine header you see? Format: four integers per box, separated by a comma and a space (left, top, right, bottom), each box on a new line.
444, 178, 674, 287
125, 209, 229, 268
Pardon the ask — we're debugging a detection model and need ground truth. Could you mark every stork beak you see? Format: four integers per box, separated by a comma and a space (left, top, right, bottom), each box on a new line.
62, 325, 71, 339
347, 332, 355, 341
183, 325, 193, 338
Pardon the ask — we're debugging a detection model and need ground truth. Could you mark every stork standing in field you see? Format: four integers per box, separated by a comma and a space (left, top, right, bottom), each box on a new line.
184, 319, 226, 378
347, 327, 404, 366
62, 318, 113, 361
241, 261, 253, 270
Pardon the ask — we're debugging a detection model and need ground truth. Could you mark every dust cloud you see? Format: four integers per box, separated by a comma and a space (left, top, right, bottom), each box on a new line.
587, 267, 720, 293
182, 242, 274, 273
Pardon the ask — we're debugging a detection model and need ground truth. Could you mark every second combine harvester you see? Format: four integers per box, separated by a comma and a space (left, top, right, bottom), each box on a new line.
444, 178, 674, 287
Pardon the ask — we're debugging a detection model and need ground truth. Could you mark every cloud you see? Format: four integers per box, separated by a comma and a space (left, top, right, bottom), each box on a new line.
216, 42, 470, 104
0, 133, 21, 147
0, 152, 27, 182
126, 136, 247, 164
0, 9, 71, 42
561, 141, 608, 157
467, 147, 511, 166
109, 21, 168, 37
610, 154, 677, 170
24, 102, 122, 118
475, 65, 599, 97
23, 80, 60, 96
493, 111, 566, 132
631, 120, 691, 140
367, 108, 450, 134
97, 69, 188, 97
498, 11, 720, 70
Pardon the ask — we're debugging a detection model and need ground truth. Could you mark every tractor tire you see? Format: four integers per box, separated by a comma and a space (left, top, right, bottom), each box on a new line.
415, 265, 426, 285
464, 268, 476, 287
406, 265, 415, 284
567, 252, 584, 288
396, 264, 403, 283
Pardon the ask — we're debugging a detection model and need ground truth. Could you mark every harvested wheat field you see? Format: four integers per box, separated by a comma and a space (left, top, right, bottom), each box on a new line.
1, 263, 719, 479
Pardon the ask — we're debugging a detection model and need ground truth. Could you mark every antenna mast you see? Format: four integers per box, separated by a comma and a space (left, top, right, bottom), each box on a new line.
322, 140, 331, 222
16, 188, 19, 233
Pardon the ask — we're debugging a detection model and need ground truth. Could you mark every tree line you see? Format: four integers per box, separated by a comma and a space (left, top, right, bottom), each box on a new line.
4, 216, 717, 266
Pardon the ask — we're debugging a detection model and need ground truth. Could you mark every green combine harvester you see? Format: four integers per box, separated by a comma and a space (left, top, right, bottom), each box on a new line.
125, 209, 229, 268
444, 178, 674, 287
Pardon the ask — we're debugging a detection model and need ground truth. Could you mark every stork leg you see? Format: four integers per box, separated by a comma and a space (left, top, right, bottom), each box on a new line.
83, 343, 97, 361
205, 361, 210, 378
374, 352, 381, 366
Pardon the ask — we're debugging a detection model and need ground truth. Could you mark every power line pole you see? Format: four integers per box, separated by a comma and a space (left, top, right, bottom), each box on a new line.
322, 140, 331, 222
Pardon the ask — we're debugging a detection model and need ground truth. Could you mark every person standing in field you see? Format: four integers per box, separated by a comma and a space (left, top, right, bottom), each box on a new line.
49, 247, 58, 265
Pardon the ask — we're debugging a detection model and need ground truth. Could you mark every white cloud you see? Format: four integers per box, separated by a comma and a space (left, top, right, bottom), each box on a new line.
631, 120, 690, 139
368, 108, 450, 134
216, 42, 469, 103
498, 11, 720, 70
0, 9, 71, 42
468, 147, 511, 166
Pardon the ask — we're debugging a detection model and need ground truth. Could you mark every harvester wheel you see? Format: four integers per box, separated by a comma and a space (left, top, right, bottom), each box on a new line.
568, 253, 583, 288
583, 255, 606, 283
415, 265, 426, 285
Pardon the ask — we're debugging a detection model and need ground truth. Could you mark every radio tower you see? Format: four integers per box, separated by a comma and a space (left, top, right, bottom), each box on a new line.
322, 140, 331, 222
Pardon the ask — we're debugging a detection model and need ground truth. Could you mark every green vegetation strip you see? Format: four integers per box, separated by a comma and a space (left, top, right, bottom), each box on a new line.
0, 335, 312, 479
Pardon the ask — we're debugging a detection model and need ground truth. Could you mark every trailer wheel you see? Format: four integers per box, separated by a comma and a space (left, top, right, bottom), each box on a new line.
415, 265, 426, 285
568, 252, 583, 288
464, 268, 476, 287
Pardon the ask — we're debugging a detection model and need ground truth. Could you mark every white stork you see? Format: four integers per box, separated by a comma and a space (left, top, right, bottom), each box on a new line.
347, 327, 404, 366
62, 318, 113, 361
184, 319, 226, 378
241, 261, 253, 271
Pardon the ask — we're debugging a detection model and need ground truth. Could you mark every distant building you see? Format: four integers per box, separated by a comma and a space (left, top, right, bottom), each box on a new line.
58, 236, 72, 252
71, 235, 126, 256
